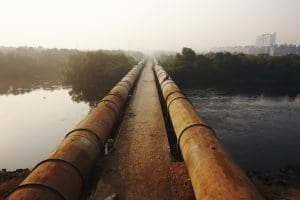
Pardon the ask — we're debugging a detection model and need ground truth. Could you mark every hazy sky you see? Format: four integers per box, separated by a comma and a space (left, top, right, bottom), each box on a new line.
0, 0, 299, 51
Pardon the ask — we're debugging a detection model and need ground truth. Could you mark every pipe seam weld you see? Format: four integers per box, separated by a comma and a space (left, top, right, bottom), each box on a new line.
119, 80, 133, 88
167, 96, 190, 110
66, 133, 102, 153
5, 183, 66, 200
65, 128, 105, 149
159, 77, 172, 85
157, 71, 167, 78
125, 73, 135, 77
157, 70, 164, 75
164, 90, 182, 102
31, 158, 85, 187
115, 84, 130, 92
99, 100, 119, 117
177, 123, 216, 154
107, 93, 125, 102
161, 80, 175, 91
124, 75, 135, 80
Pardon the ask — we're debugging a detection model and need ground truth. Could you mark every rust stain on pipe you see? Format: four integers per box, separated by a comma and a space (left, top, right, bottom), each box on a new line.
153, 65, 264, 200
5, 62, 145, 200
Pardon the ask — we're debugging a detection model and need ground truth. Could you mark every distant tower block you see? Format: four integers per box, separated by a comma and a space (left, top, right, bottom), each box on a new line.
256, 32, 276, 47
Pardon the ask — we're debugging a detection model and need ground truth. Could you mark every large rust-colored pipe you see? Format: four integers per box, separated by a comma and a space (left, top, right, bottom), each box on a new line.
153, 65, 264, 200
5, 61, 145, 200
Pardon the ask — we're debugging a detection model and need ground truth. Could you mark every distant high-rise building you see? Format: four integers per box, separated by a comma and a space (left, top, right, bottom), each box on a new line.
256, 32, 276, 47
211, 32, 300, 56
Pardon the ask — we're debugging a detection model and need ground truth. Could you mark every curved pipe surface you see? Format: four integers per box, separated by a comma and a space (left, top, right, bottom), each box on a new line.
153, 64, 264, 200
6, 61, 145, 200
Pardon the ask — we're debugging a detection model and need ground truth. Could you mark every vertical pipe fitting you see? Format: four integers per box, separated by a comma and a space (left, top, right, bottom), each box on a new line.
153, 65, 264, 200
5, 61, 145, 200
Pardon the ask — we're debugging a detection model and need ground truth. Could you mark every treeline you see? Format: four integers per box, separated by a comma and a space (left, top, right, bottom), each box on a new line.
63, 50, 136, 104
0, 47, 141, 103
158, 48, 300, 90
0, 47, 75, 86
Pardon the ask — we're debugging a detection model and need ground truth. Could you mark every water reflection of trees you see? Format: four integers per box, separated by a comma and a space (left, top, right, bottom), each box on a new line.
0, 80, 60, 95
63, 50, 137, 105
0, 46, 75, 95
0, 47, 142, 105
68, 87, 108, 106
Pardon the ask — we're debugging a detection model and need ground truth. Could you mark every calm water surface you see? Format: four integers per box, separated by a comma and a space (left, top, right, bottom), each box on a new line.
1, 87, 300, 176
184, 88, 300, 174
0, 87, 90, 170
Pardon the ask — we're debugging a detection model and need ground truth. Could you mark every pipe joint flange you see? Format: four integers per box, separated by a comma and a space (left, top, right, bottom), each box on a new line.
161, 80, 175, 91
167, 96, 190, 110
177, 123, 216, 154
5, 183, 66, 200
65, 128, 105, 150
164, 90, 182, 102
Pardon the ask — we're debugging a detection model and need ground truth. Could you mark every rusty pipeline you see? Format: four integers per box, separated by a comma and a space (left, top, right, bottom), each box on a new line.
153, 65, 264, 200
5, 62, 145, 200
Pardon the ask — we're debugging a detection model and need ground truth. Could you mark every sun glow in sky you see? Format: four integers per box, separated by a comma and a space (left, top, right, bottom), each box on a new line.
0, 0, 299, 51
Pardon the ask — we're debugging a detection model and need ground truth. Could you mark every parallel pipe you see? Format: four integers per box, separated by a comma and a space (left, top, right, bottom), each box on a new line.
153, 65, 264, 200
6, 61, 145, 200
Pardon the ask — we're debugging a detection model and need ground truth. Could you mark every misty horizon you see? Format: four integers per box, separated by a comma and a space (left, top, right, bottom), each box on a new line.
0, 0, 299, 52
1, 1, 300, 198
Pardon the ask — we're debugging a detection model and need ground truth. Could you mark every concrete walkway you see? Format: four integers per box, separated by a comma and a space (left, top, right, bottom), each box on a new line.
91, 60, 171, 200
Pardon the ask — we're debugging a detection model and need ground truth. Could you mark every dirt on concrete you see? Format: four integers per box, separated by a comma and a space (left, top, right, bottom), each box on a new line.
90, 61, 173, 199
169, 162, 195, 200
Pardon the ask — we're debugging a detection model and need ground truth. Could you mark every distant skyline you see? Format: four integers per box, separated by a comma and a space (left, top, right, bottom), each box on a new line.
0, 0, 299, 52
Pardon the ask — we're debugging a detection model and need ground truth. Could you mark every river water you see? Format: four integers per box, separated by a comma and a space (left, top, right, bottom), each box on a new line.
0, 87, 90, 170
1, 87, 300, 177
184, 88, 300, 175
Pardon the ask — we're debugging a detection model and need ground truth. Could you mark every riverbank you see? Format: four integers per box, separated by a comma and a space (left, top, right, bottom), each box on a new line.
254, 179, 300, 199
248, 166, 300, 200
1, 168, 299, 199
0, 169, 30, 199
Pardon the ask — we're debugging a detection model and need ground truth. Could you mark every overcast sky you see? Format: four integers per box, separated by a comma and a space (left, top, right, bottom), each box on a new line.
0, 0, 299, 52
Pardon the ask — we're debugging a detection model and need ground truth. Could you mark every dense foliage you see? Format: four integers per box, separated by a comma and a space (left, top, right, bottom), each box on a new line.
0, 47, 75, 93
0, 47, 140, 103
63, 50, 136, 104
158, 48, 300, 91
